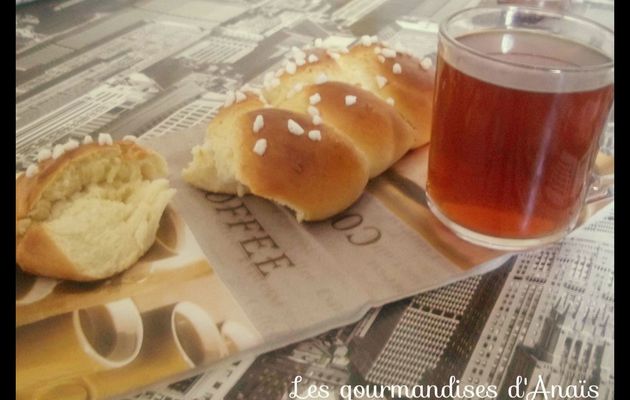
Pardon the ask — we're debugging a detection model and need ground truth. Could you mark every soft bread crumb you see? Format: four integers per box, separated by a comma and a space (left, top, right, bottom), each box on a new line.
17, 144, 175, 280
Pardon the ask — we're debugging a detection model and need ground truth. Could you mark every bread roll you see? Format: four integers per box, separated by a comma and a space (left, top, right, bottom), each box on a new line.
16, 138, 175, 281
183, 38, 435, 221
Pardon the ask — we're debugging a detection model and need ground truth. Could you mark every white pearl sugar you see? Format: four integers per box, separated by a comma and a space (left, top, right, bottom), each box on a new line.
308, 130, 322, 141
287, 119, 305, 135
253, 138, 267, 156
98, 133, 113, 146
253, 115, 264, 133
25, 164, 39, 178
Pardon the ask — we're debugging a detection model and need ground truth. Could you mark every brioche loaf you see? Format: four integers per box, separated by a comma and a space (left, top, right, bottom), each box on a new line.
16, 136, 175, 281
183, 37, 435, 221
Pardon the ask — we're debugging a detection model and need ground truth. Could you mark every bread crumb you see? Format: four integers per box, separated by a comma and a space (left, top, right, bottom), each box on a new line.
123, 135, 137, 142
393, 63, 402, 74
82, 135, 94, 145
312, 115, 322, 125
308, 54, 319, 63
309, 93, 321, 105
295, 57, 306, 66
288, 119, 305, 135
386, 97, 395, 106
253, 138, 267, 156
345, 95, 357, 106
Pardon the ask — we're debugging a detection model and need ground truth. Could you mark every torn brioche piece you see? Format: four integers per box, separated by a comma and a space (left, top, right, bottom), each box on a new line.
16, 139, 176, 281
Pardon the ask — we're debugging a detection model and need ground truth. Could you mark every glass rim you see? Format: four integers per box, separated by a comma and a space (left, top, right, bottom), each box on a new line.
439, 5, 615, 74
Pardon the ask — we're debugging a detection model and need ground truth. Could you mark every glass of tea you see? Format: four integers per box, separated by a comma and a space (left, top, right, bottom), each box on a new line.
426, 6, 614, 250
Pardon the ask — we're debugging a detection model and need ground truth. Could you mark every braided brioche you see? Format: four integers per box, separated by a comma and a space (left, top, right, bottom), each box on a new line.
16, 137, 175, 281
183, 37, 435, 221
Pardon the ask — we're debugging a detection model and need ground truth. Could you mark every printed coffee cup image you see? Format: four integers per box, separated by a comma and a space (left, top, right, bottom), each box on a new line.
220, 319, 262, 354
16, 266, 59, 306
84, 301, 229, 398
16, 298, 143, 394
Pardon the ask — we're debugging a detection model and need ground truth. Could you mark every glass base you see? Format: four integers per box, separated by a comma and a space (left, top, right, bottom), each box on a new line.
426, 195, 571, 251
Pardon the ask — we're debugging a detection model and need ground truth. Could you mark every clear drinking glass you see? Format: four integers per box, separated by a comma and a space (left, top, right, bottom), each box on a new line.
426, 6, 614, 250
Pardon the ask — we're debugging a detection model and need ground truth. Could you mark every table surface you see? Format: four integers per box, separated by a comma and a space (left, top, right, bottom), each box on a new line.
16, 1, 614, 399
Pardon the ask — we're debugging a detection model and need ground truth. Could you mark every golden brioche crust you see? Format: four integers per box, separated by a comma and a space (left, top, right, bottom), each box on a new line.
279, 81, 417, 177
340, 44, 436, 147
17, 224, 93, 281
236, 108, 369, 221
